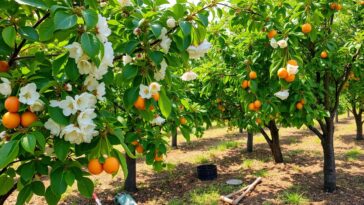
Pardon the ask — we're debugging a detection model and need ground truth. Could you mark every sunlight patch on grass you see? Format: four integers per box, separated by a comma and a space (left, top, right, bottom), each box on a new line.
254, 135, 266, 143
193, 155, 211, 164
279, 185, 309, 205
253, 169, 269, 177
287, 137, 299, 144
209, 141, 239, 152
345, 148, 362, 161
189, 184, 238, 205
242, 159, 254, 169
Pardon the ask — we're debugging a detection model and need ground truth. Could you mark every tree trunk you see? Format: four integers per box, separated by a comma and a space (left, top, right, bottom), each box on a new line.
321, 120, 336, 193
354, 111, 363, 140
239, 128, 243, 133
260, 121, 284, 163
335, 111, 339, 123
124, 150, 137, 192
171, 127, 178, 148
247, 132, 253, 153
347, 110, 350, 118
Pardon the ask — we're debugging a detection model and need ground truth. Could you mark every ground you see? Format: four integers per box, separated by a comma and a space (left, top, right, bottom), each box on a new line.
5, 116, 364, 205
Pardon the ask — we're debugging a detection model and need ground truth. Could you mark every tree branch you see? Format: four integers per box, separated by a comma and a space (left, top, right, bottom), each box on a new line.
308, 125, 323, 140
259, 127, 272, 144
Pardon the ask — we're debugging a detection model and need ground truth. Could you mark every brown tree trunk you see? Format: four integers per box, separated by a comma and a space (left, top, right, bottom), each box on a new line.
239, 128, 243, 133
260, 120, 284, 163
124, 150, 137, 192
321, 119, 336, 192
335, 111, 339, 123
347, 110, 350, 118
247, 132, 253, 153
171, 127, 178, 148
353, 110, 363, 140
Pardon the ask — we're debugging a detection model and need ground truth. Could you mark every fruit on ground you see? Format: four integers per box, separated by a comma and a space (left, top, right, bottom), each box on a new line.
134, 96, 146, 110
152, 93, 160, 101
0, 61, 9, 72
302, 23, 312, 33
277, 68, 288, 79
5, 96, 20, 112
136, 145, 144, 153
180, 117, 187, 125
254, 100, 262, 109
2, 112, 21, 129
154, 154, 163, 162
267, 29, 277, 39
320, 51, 328, 59
103, 157, 119, 174
88, 159, 103, 175
296, 102, 303, 110
241, 80, 249, 89
285, 74, 296, 83
21, 111, 37, 127
249, 71, 257, 79
131, 140, 139, 146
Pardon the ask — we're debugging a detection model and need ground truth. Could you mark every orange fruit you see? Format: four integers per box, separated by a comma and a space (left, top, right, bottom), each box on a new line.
285, 74, 296, 83
248, 103, 256, 111
134, 96, 146, 110
287, 59, 298, 66
241, 80, 249, 89
336, 4, 342, 10
330, 2, 337, 10
249, 71, 257, 80
302, 23, 312, 34
300, 99, 305, 105
136, 145, 144, 153
254, 100, 262, 109
152, 93, 160, 101
247, 80, 251, 87
256, 118, 262, 124
149, 105, 154, 111
216, 98, 222, 103
296, 102, 303, 110
360, 1, 364, 5
154, 154, 163, 162
0, 61, 9, 72
277, 68, 288, 79
180, 117, 187, 125
2, 112, 20, 129
21, 111, 37, 127
88, 159, 103, 175
320, 51, 328, 59
5, 96, 20, 112
131, 140, 139, 146
267, 29, 277, 39
103, 157, 119, 174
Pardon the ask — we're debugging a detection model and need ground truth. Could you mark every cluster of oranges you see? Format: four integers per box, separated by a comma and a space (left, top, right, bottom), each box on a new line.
277, 60, 297, 83
296, 99, 305, 110
0, 61, 9, 72
134, 93, 160, 111
131, 140, 144, 154
217, 98, 225, 112
248, 100, 262, 112
241, 71, 257, 89
2, 96, 37, 129
88, 157, 120, 175
330, 2, 343, 11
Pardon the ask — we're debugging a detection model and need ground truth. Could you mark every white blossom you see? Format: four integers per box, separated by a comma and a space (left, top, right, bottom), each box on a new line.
96, 82, 106, 101
77, 54, 96, 75
160, 37, 172, 53
118, 0, 131, 7
154, 59, 167, 81
80, 123, 99, 143
44, 118, 62, 136
75, 92, 97, 111
181, 71, 198, 81
59, 96, 78, 116
187, 40, 212, 59
151, 116, 165, 126
64, 83, 72, 92
287, 63, 299, 75
84, 75, 99, 91
123, 54, 133, 65
167, 17, 176, 28
139, 84, 152, 99
61, 124, 84, 145
0, 77, 11, 97
0, 131, 7, 140
100, 42, 114, 68
96, 14, 111, 43
274, 90, 290, 100
270, 38, 278, 49
50, 100, 61, 107
77, 109, 97, 126
93, 64, 109, 80
65, 42, 83, 62
19, 83, 40, 105
149, 82, 161, 94
30, 99, 45, 112
277, 39, 288, 48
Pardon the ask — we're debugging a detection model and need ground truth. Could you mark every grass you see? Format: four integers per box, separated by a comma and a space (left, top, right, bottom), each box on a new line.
253, 169, 269, 177
193, 155, 211, 164
344, 148, 362, 161
279, 185, 309, 205
242, 159, 254, 169
209, 141, 239, 152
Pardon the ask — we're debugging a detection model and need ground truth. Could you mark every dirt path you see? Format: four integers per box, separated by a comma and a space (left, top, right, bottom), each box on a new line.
5, 116, 364, 205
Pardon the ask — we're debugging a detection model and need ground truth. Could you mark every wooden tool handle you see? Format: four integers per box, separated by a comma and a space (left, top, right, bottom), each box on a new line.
226, 185, 249, 198
220, 195, 234, 204
232, 177, 262, 205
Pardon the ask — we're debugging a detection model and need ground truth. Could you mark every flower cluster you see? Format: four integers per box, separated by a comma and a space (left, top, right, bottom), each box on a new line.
181, 71, 198, 81
187, 40, 212, 59
270, 38, 288, 49
139, 82, 161, 99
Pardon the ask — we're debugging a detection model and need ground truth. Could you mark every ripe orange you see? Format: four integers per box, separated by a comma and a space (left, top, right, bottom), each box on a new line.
149, 105, 154, 111
88, 159, 103, 175
5, 96, 20, 112
267, 29, 277, 39
277, 68, 288, 79
136, 145, 144, 153
336, 4, 342, 10
21, 111, 37, 127
254, 100, 262, 109
302, 23, 312, 34
134, 96, 146, 110
330, 2, 337, 10
0, 61, 9, 72
180, 117, 187, 125
248, 103, 256, 111
320, 51, 328, 59
300, 99, 305, 105
285, 74, 296, 83
287, 59, 298, 66
249, 71, 257, 80
103, 157, 119, 174
152, 93, 160, 101
296, 102, 303, 110
241, 80, 249, 89
360, 1, 364, 5
247, 80, 251, 87
131, 140, 139, 146
154, 154, 163, 162
2, 112, 20, 129
256, 118, 262, 124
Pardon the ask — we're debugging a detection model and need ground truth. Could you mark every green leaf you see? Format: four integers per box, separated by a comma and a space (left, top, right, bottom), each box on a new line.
54, 11, 77, 30
21, 134, 36, 154
112, 149, 128, 179
16, 185, 32, 205
148, 51, 164, 65
19, 162, 35, 181
48, 106, 69, 125
45, 187, 60, 205
33, 132, 46, 151
0, 175, 14, 195
81, 32, 101, 59
65, 59, 80, 81
85, 0, 98, 9
54, 138, 70, 161
172, 4, 186, 19
2, 27, 16, 48
50, 167, 67, 195
82, 9, 98, 29
122, 65, 138, 80
180, 126, 190, 141
31, 181, 45, 196
0, 141, 19, 169
124, 86, 138, 109
19, 26, 39, 41
197, 13, 209, 27
64, 171, 75, 186
179, 21, 192, 36
77, 177, 94, 198
38, 19, 55, 42
151, 24, 162, 38
15, 0, 48, 9
158, 89, 172, 118
52, 53, 68, 77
